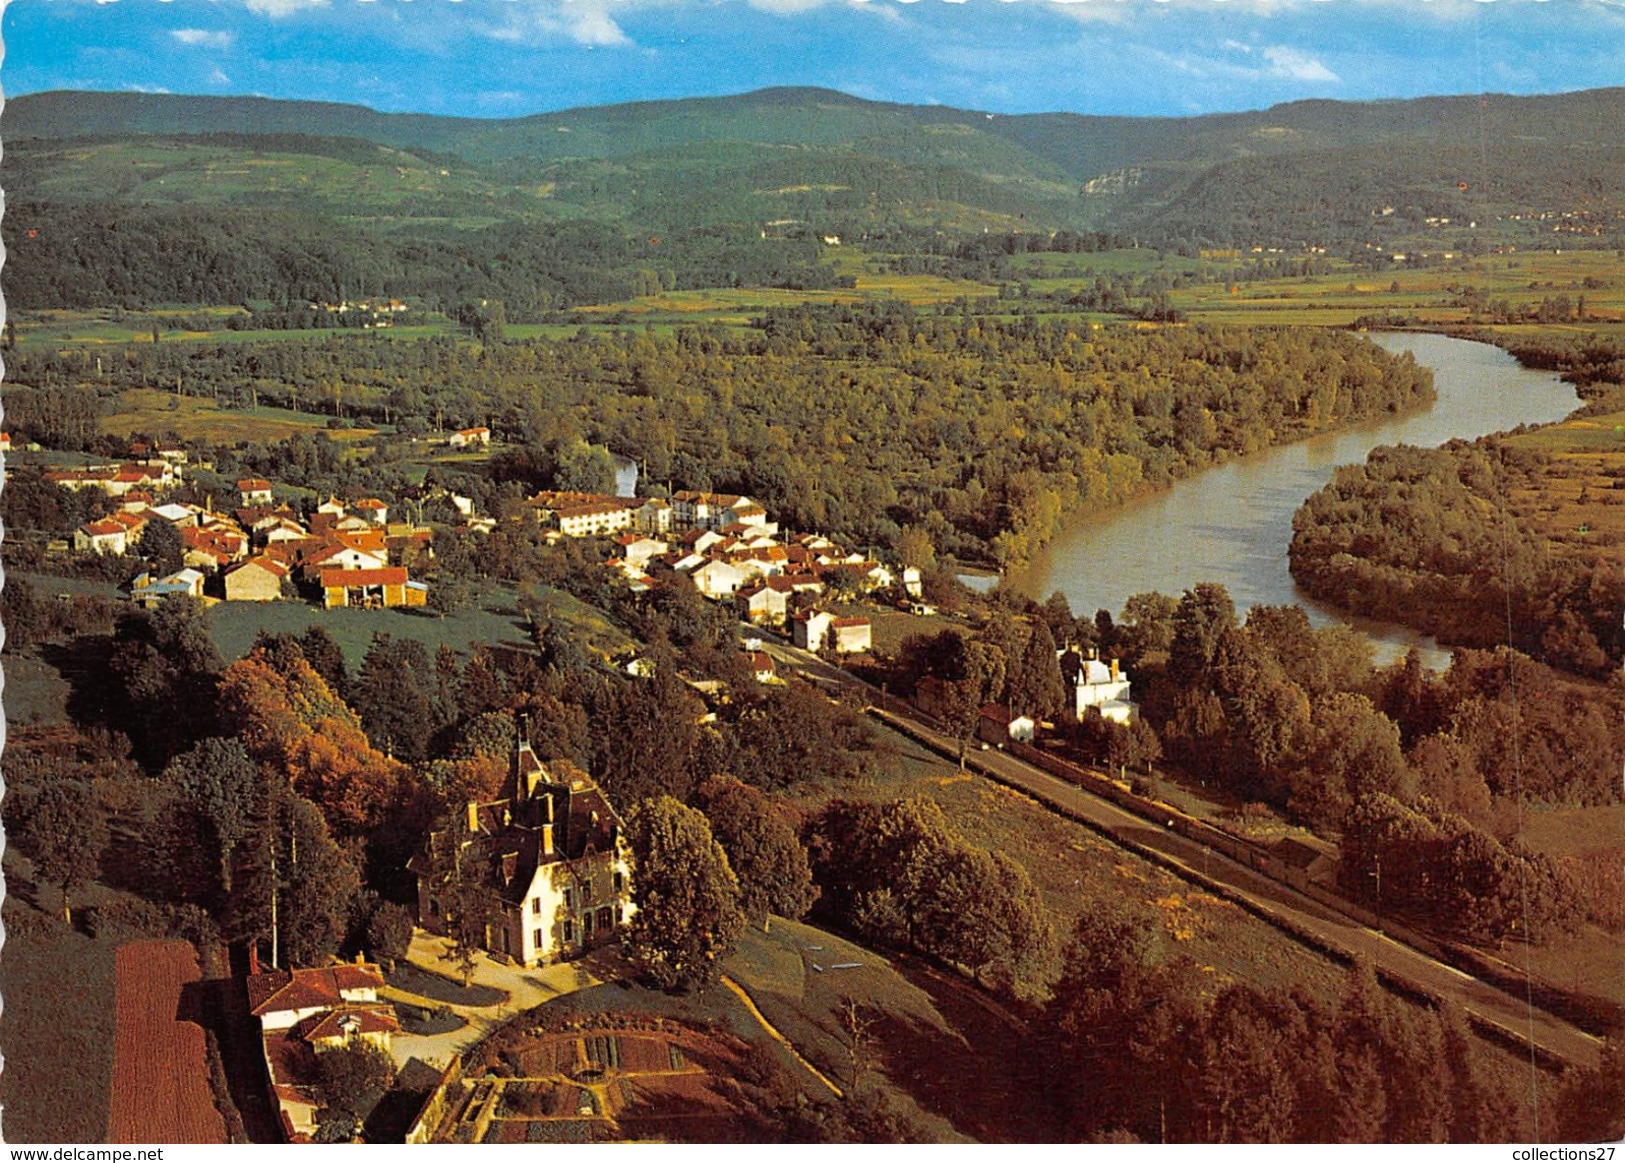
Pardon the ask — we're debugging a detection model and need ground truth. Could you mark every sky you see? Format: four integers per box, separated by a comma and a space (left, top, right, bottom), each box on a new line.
2, 0, 1623, 120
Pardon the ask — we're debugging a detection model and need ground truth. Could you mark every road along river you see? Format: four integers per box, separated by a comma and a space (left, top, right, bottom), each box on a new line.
1010, 333, 1580, 665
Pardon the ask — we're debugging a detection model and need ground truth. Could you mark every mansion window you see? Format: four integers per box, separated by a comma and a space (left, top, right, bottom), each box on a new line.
533, 928, 544, 951
531, 897, 541, 915
564, 920, 575, 943
613, 872, 624, 894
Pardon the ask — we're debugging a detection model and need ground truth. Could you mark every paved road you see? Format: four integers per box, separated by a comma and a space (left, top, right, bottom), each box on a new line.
750, 626, 1603, 1072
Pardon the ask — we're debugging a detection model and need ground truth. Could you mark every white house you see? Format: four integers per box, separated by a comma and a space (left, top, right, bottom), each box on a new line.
246, 962, 399, 1143
448, 426, 491, 448
75, 518, 130, 556
237, 479, 275, 506
792, 609, 834, 652
978, 704, 1036, 746
830, 616, 872, 654
690, 558, 747, 599
1061, 648, 1136, 724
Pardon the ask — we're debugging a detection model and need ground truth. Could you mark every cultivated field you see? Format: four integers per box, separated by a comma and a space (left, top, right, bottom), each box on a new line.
106, 940, 228, 1143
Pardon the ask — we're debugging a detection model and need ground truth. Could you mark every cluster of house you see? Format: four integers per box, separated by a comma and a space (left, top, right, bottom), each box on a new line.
247, 957, 400, 1142
529, 487, 920, 652
59, 445, 435, 611
308, 298, 411, 327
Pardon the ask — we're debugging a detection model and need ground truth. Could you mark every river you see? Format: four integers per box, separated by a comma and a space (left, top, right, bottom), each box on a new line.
1009, 333, 1580, 666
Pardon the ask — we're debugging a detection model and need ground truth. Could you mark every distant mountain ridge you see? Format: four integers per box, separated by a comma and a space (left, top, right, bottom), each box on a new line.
12, 84, 1625, 179
5, 85, 1623, 313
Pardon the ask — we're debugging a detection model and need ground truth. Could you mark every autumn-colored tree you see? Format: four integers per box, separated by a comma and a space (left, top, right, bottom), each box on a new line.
218, 644, 405, 835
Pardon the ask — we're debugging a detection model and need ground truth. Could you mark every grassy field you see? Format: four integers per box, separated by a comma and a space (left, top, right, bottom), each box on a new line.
0, 861, 122, 1143
1517, 804, 1625, 1011
99, 388, 381, 445
202, 582, 632, 667
805, 719, 1351, 1005
1171, 250, 1625, 330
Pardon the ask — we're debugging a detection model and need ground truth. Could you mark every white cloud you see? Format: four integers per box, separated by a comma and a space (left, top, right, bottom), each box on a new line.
482, 1, 633, 47
210, 67, 233, 84
173, 28, 236, 48
1048, 0, 1134, 25
747, 0, 836, 13
244, 0, 330, 18
1261, 44, 1337, 81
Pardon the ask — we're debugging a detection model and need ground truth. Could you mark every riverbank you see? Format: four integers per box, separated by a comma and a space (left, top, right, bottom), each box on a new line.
1010, 333, 1580, 665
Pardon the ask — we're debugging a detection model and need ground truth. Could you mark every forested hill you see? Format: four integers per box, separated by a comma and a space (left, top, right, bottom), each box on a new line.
6, 85, 1625, 312
13, 85, 1625, 176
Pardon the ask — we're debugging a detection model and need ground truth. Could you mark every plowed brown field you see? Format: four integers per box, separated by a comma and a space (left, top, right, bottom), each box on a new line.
106, 940, 228, 1143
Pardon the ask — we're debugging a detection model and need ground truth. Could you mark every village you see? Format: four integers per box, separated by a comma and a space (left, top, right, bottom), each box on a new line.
12, 422, 1171, 1144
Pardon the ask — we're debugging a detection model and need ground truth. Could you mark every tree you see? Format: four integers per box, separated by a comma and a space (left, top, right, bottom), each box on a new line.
934, 639, 1007, 770
593, 659, 704, 805
219, 644, 405, 836
624, 796, 746, 992
21, 783, 109, 924
890, 523, 936, 572
108, 599, 223, 766
312, 1041, 394, 1142
695, 776, 817, 931
365, 901, 416, 969
353, 634, 436, 763
139, 517, 185, 576
166, 737, 263, 901
1006, 619, 1066, 723
275, 792, 364, 967
1168, 583, 1237, 690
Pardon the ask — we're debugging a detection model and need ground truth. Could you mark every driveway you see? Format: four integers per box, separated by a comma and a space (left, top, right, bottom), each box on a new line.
385, 930, 627, 1069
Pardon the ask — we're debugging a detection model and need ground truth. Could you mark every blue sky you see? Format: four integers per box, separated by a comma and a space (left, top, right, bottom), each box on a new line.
4, 0, 1623, 119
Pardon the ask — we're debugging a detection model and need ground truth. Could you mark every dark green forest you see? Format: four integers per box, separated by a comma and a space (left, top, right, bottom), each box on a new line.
1290, 440, 1621, 677
4, 310, 1433, 566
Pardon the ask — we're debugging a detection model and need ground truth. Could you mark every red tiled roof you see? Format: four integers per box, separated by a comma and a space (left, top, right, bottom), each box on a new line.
238, 479, 273, 491
247, 963, 386, 1017
832, 617, 870, 629
336, 529, 388, 552
228, 556, 289, 578
81, 518, 126, 537
300, 1005, 400, 1044
321, 567, 408, 588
